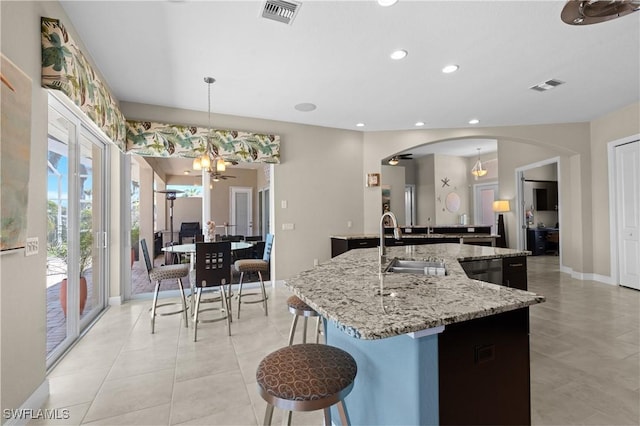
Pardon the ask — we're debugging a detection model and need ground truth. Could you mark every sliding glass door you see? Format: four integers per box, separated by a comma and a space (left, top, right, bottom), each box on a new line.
46, 94, 108, 366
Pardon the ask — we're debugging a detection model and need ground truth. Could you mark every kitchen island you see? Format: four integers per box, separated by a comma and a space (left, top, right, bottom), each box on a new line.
285, 243, 544, 425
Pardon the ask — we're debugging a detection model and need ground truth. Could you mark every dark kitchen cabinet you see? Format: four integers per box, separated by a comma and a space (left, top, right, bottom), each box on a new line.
331, 237, 378, 257
503, 256, 528, 290
533, 183, 558, 211
439, 308, 531, 425
527, 228, 558, 256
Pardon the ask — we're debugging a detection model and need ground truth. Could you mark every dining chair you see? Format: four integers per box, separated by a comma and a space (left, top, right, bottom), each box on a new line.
235, 234, 273, 319
192, 241, 232, 340
140, 239, 189, 334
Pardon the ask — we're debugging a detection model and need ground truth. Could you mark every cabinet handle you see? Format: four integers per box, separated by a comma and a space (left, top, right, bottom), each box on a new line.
509, 263, 524, 267
358, 241, 368, 246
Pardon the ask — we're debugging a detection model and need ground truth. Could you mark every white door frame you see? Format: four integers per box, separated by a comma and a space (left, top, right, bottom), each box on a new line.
515, 157, 561, 254
607, 134, 640, 287
230, 186, 253, 236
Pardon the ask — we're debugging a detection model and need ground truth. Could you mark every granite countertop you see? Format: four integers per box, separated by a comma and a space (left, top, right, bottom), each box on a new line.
285, 243, 544, 340
330, 233, 499, 239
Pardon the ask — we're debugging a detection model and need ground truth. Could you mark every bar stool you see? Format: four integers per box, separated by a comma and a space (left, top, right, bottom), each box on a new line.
256, 344, 357, 426
141, 239, 189, 334
287, 295, 321, 346
235, 234, 273, 319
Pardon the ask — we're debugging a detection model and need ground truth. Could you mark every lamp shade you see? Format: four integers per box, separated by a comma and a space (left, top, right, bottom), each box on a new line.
493, 200, 510, 213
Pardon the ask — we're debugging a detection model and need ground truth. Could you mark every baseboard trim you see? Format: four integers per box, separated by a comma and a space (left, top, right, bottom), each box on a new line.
560, 265, 616, 286
108, 296, 122, 305
4, 380, 49, 426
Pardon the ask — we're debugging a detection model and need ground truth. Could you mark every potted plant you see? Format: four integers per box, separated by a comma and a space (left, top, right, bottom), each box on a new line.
130, 223, 140, 268
48, 229, 93, 316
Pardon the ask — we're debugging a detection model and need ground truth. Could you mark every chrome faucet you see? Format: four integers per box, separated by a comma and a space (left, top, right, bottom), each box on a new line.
380, 211, 402, 273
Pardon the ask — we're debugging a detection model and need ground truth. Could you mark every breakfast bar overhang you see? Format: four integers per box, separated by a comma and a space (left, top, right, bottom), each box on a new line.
285, 244, 545, 425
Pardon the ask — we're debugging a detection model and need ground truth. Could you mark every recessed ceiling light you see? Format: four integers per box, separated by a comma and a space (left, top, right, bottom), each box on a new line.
415, 121, 425, 127
442, 64, 459, 74
183, 170, 190, 175
294, 102, 317, 112
468, 119, 480, 125
378, 0, 398, 6
356, 123, 365, 127
390, 49, 408, 60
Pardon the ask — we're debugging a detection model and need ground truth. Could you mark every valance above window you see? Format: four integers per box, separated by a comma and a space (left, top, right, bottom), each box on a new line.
41, 17, 281, 164
41, 17, 127, 150
126, 120, 280, 163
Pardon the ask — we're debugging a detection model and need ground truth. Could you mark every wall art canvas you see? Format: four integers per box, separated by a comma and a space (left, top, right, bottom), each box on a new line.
1, 53, 32, 252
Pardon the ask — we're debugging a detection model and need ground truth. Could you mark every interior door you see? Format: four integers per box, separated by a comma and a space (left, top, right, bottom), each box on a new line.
616, 141, 639, 289
474, 183, 498, 232
231, 187, 253, 237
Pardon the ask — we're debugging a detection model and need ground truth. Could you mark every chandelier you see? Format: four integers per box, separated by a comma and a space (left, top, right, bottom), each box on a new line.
471, 148, 488, 180
192, 77, 228, 174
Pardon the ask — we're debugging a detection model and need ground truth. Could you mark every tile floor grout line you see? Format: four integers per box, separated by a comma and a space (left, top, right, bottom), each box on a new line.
78, 304, 147, 425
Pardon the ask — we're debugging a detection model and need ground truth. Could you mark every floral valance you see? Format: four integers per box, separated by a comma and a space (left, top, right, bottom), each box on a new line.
126, 121, 280, 163
41, 17, 280, 163
41, 17, 127, 150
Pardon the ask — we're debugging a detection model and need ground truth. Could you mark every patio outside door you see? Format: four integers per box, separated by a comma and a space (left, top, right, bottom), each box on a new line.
46, 94, 108, 367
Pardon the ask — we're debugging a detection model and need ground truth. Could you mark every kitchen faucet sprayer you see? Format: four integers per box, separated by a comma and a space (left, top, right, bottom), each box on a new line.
380, 211, 402, 275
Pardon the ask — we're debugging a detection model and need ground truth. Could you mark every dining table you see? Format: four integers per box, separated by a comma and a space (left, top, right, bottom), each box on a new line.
162, 241, 255, 310
161, 241, 254, 271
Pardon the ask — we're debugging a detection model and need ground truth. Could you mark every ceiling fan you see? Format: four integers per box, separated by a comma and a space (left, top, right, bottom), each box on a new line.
210, 172, 236, 182
388, 154, 413, 165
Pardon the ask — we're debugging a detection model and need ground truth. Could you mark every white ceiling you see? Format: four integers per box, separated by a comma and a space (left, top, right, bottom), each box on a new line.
61, 0, 639, 163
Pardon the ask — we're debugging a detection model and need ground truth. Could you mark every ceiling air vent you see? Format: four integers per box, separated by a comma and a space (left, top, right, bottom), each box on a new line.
529, 79, 565, 92
262, 0, 301, 25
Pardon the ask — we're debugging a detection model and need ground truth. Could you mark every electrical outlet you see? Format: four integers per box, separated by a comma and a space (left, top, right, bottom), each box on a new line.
25, 237, 39, 256
347, 221, 352, 228
313, 258, 319, 267
282, 223, 295, 231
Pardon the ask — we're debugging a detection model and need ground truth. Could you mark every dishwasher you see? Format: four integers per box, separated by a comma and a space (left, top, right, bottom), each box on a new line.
459, 258, 503, 285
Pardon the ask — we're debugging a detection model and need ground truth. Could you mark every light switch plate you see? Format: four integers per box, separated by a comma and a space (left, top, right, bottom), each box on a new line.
282, 223, 295, 231
25, 237, 39, 256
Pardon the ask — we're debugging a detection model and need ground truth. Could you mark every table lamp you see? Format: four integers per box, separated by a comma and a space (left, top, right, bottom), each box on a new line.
493, 200, 510, 248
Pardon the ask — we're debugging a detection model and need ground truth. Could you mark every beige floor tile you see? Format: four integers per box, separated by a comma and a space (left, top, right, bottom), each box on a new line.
28, 402, 91, 426
43, 368, 110, 410
169, 370, 252, 425
106, 343, 177, 381
82, 403, 170, 425
173, 404, 257, 425
83, 368, 175, 423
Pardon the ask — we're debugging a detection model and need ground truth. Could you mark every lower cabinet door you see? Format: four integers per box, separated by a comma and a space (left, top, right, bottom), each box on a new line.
439, 308, 531, 425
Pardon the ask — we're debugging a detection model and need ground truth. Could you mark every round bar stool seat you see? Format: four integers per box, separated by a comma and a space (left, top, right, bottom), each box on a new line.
256, 343, 357, 425
286, 295, 321, 346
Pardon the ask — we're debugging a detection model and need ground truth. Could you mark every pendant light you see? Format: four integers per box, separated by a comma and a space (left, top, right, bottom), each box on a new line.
471, 148, 488, 180
192, 77, 218, 173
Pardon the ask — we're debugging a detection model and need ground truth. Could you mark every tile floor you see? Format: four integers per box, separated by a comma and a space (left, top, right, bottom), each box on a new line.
32, 256, 639, 425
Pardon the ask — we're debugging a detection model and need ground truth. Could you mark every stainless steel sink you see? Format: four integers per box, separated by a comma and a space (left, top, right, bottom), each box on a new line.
384, 258, 447, 275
